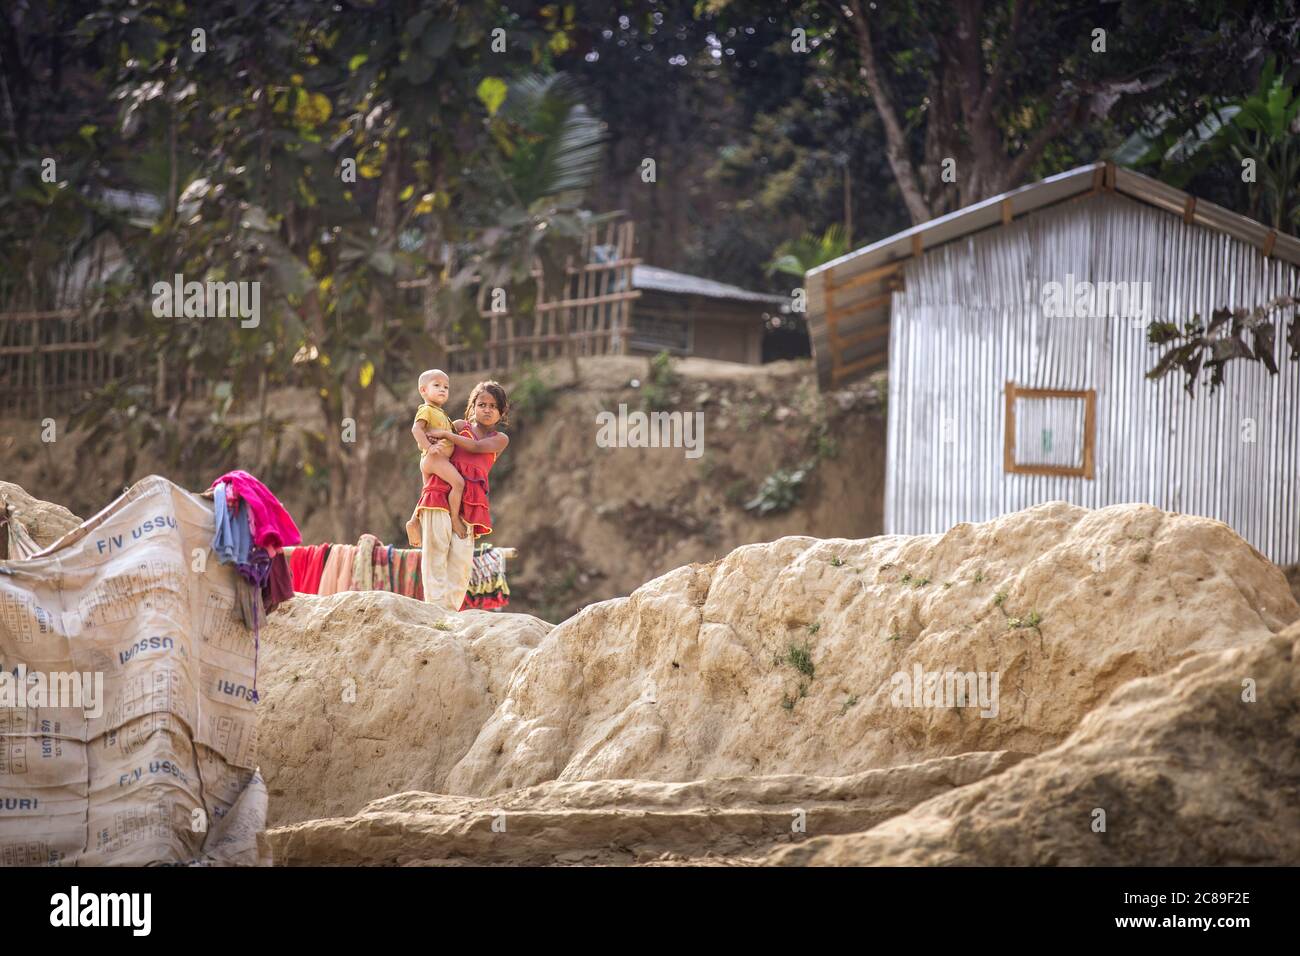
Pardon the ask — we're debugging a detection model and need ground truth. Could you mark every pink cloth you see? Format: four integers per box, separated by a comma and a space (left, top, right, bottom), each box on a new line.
210, 470, 301, 550
337, 546, 355, 592
318, 545, 355, 595
318, 546, 346, 596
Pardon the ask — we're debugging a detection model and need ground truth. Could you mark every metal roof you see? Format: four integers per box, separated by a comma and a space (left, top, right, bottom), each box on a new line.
95, 187, 162, 218
632, 264, 788, 306
884, 191, 1300, 564
806, 161, 1300, 390
809, 162, 1300, 283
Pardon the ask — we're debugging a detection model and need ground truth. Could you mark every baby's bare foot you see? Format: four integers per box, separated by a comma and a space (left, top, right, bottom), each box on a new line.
451, 515, 469, 539
405, 516, 421, 548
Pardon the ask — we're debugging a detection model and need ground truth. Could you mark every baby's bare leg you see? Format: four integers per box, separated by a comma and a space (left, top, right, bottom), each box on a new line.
426, 454, 467, 538
420, 448, 443, 478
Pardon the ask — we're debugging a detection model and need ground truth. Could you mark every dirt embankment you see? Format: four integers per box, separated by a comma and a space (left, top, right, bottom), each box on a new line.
768, 624, 1300, 866
6, 480, 1298, 865
1, 356, 885, 622
489, 357, 886, 620
1286, 563, 1300, 606
252, 500, 1299, 864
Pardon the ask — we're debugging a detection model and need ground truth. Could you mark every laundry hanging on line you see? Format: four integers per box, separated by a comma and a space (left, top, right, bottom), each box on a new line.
204, 471, 302, 704
284, 538, 513, 610
463, 543, 510, 610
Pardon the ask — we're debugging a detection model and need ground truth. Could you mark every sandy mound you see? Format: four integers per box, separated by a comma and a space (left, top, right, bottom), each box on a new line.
766, 621, 1300, 866
257, 591, 551, 826
1285, 564, 1300, 606
445, 501, 1296, 796
0, 479, 81, 546
4, 481, 1297, 866
265, 750, 1027, 865
258, 500, 1295, 832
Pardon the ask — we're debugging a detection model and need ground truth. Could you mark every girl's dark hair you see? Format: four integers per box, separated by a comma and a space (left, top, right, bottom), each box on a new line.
465, 380, 509, 427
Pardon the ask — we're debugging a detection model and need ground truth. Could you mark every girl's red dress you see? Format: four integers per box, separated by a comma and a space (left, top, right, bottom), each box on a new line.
417, 425, 497, 536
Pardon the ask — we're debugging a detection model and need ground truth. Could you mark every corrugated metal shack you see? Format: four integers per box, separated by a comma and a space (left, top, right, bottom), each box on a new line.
805, 162, 1300, 563
628, 265, 788, 365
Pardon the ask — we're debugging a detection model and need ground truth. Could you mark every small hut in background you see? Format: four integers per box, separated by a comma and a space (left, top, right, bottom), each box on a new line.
627, 265, 788, 365
439, 218, 789, 373
805, 161, 1300, 564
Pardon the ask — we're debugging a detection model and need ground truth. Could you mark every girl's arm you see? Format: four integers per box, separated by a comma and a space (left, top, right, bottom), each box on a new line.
430, 428, 509, 454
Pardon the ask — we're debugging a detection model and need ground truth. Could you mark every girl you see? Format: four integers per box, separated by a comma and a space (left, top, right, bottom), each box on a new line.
416, 380, 510, 613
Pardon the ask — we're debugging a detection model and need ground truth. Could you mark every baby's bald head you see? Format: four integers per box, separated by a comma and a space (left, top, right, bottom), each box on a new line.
419, 369, 450, 404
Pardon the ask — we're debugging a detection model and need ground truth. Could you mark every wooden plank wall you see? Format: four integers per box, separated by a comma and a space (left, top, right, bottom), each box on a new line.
437, 219, 641, 375
0, 309, 133, 416
1, 220, 644, 415
819, 258, 904, 388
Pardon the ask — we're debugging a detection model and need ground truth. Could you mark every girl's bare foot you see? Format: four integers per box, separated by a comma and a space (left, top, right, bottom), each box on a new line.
405, 516, 422, 548
451, 515, 469, 539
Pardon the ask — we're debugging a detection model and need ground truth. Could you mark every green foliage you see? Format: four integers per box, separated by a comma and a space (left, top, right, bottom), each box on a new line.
765, 224, 851, 278
1008, 611, 1043, 630
1117, 57, 1300, 230
509, 362, 554, 422
814, 432, 840, 461
459, 72, 610, 299
744, 467, 806, 516
3, 1, 600, 539
1126, 55, 1300, 401
839, 694, 859, 716
785, 641, 815, 679
640, 350, 678, 412
723, 479, 749, 506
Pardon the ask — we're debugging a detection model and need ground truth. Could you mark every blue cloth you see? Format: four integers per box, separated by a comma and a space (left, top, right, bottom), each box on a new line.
211, 482, 252, 568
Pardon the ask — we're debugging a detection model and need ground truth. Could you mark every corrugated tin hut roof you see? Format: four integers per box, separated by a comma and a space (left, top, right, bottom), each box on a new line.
633, 264, 789, 306
806, 161, 1300, 390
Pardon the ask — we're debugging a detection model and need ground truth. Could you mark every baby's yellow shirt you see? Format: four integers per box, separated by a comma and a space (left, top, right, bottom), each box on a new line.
414, 403, 454, 455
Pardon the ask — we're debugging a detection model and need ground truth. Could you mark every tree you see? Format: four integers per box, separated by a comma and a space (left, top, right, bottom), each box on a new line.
811, 0, 1299, 224
1118, 57, 1300, 232
1125, 58, 1300, 397
65, 1, 603, 541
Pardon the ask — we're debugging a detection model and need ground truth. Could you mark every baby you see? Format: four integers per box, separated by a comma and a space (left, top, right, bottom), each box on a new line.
405, 369, 466, 547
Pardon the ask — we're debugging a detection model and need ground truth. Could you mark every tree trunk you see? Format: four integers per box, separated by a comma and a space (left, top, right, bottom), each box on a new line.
322, 388, 349, 543
344, 132, 402, 540
845, 0, 1077, 222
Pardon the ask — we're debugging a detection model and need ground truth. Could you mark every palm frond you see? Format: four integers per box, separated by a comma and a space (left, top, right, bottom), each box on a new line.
495, 72, 606, 206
